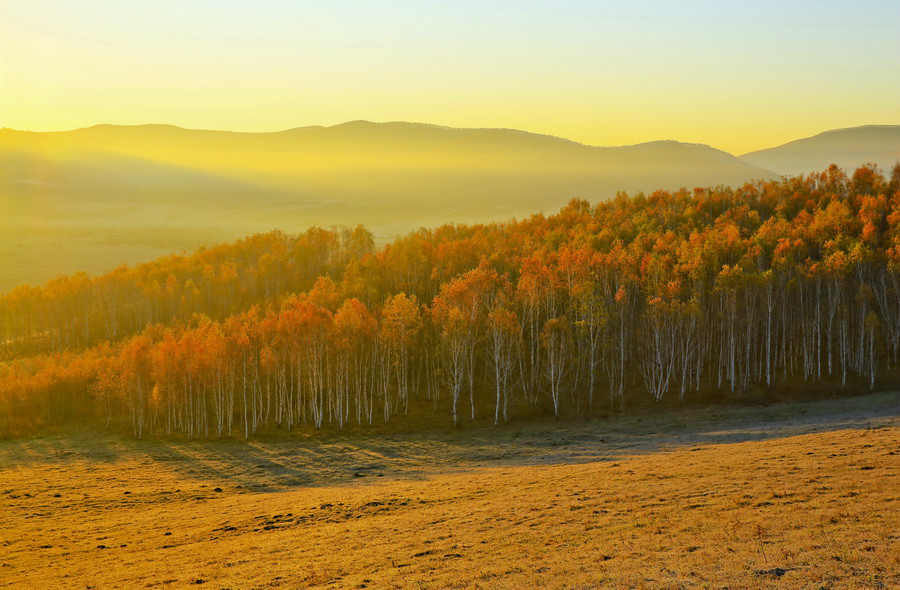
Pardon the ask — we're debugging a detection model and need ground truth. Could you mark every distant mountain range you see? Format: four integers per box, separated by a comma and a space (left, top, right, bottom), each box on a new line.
0, 121, 778, 229
0, 121, 897, 290
740, 125, 900, 177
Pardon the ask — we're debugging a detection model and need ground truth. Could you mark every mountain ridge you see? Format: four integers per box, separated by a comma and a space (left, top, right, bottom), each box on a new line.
3, 120, 752, 153
740, 125, 900, 176
5, 120, 898, 158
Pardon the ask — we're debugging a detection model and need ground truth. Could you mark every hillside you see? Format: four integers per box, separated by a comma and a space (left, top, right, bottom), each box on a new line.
1, 392, 897, 589
740, 125, 900, 177
0, 122, 776, 290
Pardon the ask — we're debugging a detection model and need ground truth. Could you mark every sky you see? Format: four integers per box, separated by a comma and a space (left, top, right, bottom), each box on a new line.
1, 0, 898, 154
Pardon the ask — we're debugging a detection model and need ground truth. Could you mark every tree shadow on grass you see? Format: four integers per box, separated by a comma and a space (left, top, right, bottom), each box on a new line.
0, 390, 897, 489
140, 389, 900, 489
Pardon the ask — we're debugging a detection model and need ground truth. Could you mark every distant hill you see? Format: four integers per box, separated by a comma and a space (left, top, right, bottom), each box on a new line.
0, 121, 777, 290
740, 125, 900, 177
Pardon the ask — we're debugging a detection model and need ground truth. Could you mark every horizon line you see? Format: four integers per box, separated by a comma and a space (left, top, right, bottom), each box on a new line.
4, 120, 899, 156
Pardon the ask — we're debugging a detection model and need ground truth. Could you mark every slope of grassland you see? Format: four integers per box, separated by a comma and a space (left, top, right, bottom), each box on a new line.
1, 392, 898, 589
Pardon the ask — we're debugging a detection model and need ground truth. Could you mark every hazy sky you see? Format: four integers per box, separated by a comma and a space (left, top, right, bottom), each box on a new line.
2, 0, 898, 154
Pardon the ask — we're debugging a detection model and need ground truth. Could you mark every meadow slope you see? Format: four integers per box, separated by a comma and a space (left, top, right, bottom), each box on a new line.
1, 391, 898, 589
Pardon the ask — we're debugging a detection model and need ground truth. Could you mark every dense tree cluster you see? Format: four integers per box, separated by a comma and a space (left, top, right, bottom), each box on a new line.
1, 164, 898, 438
0, 226, 375, 359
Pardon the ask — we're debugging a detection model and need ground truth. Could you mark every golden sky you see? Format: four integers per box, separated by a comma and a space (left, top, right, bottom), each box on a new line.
2, 1, 898, 154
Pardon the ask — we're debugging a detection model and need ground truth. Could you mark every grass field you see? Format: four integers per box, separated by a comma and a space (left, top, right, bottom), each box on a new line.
1, 392, 898, 589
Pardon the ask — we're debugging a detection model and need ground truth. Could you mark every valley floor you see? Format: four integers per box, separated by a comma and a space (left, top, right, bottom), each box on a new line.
1, 392, 898, 589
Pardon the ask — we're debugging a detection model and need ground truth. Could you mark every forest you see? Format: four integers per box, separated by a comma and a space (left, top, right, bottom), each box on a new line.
0, 164, 898, 439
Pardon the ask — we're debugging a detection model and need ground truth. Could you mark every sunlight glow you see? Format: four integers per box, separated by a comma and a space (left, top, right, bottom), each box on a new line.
2, 0, 898, 154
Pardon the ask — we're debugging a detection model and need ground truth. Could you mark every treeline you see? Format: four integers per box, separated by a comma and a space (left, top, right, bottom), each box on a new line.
0, 226, 374, 359
1, 164, 898, 438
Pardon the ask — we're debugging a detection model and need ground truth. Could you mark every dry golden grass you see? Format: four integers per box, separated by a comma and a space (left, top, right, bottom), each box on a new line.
1, 392, 898, 589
